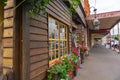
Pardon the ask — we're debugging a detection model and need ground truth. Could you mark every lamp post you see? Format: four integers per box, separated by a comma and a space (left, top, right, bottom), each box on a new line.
92, 8, 100, 30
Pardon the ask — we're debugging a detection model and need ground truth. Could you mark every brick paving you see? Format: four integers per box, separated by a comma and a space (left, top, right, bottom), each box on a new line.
74, 45, 120, 80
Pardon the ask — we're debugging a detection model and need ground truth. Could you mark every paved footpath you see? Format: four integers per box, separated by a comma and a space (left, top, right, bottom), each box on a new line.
74, 45, 120, 80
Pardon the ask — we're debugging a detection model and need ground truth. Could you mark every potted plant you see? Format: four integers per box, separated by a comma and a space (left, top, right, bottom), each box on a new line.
64, 53, 79, 77
48, 51, 80, 80
47, 60, 68, 80
62, 56, 73, 79
70, 53, 79, 77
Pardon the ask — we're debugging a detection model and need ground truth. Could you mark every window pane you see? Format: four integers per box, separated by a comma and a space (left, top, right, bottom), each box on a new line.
65, 48, 67, 54
60, 41, 63, 48
60, 41, 66, 48
49, 50, 59, 60
49, 41, 54, 50
60, 49, 63, 56
60, 24, 65, 39
65, 26, 67, 39
55, 50, 59, 58
62, 41, 67, 48
60, 41, 67, 56
60, 48, 67, 56
56, 41, 59, 49
49, 51, 54, 60
49, 18, 59, 39
49, 41, 59, 60
63, 48, 67, 55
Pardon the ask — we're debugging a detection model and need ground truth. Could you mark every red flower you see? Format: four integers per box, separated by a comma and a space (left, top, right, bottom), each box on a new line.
72, 46, 79, 56
55, 60, 60, 63
69, 72, 73, 77
82, 46, 87, 51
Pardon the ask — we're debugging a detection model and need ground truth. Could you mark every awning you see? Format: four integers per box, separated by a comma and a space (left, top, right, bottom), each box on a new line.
86, 11, 120, 30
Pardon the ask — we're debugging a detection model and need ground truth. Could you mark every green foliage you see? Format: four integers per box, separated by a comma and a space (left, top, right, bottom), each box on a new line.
1, 0, 81, 17
69, 0, 81, 12
47, 53, 79, 80
62, 56, 73, 70
29, 0, 81, 17
47, 61, 68, 80
70, 53, 79, 66
28, 0, 52, 17
114, 36, 119, 40
2, 0, 7, 7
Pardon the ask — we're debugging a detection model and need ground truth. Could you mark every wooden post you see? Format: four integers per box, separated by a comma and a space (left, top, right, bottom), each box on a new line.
0, 0, 4, 74
22, 4, 30, 80
14, 0, 23, 80
118, 23, 119, 39
113, 27, 114, 38
118, 22, 120, 53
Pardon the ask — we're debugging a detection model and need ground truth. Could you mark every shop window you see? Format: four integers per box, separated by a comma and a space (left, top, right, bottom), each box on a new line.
48, 17, 68, 64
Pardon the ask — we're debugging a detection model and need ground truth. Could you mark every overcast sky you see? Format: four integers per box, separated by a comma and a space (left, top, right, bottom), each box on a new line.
89, 0, 120, 14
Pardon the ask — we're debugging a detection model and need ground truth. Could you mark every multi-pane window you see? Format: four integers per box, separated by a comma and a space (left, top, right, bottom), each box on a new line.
48, 17, 68, 62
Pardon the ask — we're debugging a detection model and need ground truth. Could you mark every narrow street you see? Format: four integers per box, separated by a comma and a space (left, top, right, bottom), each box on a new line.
74, 45, 120, 80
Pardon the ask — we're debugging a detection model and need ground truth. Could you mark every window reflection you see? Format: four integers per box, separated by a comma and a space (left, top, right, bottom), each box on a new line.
60, 25, 65, 39
49, 18, 58, 39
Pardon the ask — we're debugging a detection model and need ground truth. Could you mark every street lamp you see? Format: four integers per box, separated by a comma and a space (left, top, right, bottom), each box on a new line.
92, 8, 100, 30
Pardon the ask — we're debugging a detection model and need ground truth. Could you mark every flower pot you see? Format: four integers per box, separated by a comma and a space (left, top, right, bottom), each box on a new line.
59, 75, 68, 80
53, 73, 59, 80
66, 74, 72, 80
60, 79, 65, 80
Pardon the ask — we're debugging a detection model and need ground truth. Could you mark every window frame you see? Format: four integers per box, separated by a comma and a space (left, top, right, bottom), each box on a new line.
48, 16, 68, 65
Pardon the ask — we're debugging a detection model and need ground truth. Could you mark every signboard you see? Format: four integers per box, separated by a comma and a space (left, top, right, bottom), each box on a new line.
87, 11, 120, 20
91, 29, 110, 33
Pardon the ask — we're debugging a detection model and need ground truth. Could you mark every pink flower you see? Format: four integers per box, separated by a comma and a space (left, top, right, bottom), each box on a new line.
78, 57, 81, 61
78, 44, 82, 48
76, 65, 80, 70
61, 62, 64, 64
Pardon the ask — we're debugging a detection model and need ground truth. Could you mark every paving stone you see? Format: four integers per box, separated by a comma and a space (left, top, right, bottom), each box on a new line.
74, 45, 120, 80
